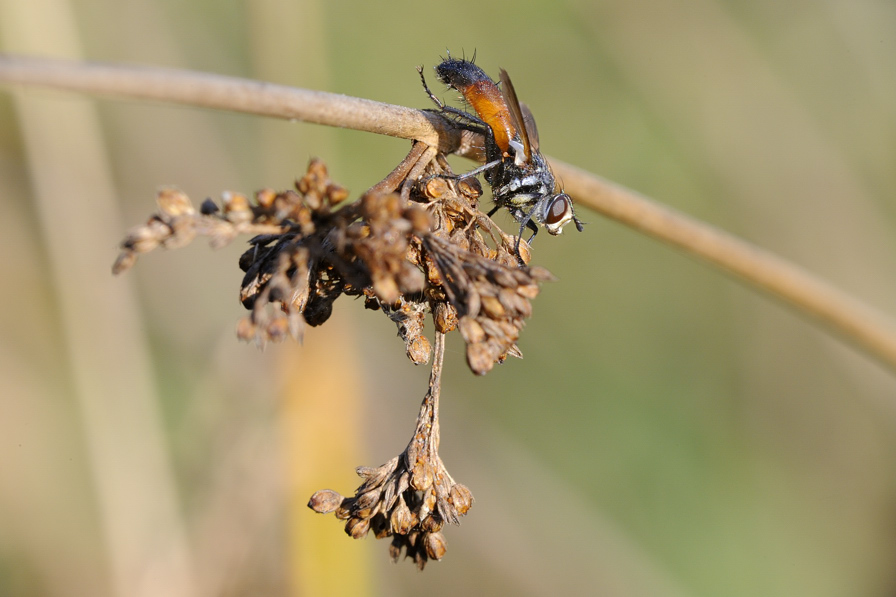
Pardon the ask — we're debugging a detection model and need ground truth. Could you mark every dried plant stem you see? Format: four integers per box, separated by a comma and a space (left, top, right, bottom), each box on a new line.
410, 331, 445, 465
2, 54, 896, 371
555, 163, 896, 371
0, 54, 469, 154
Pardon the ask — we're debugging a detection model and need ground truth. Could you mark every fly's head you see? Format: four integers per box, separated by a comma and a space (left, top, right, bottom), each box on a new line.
537, 193, 585, 236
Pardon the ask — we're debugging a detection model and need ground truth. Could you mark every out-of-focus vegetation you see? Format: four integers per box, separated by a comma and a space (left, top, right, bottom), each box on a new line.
1, 0, 895, 595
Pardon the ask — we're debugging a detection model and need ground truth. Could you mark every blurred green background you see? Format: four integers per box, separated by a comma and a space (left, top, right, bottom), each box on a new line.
2, 0, 896, 595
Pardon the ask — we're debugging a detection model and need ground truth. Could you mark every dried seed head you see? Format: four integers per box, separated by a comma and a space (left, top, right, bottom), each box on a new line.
309, 332, 473, 568
116, 147, 564, 568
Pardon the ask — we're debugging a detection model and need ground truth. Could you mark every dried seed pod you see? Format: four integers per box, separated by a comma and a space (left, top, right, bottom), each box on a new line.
371, 273, 400, 304
222, 192, 252, 223
345, 517, 371, 539
499, 287, 531, 318
424, 254, 443, 286
466, 342, 495, 375
390, 498, 414, 535
126, 225, 161, 253
265, 317, 289, 342
433, 302, 458, 334
411, 461, 434, 491
157, 188, 194, 216
325, 182, 349, 205
235, 318, 256, 342
480, 294, 506, 319
407, 335, 432, 365
308, 489, 344, 514
457, 177, 482, 200
355, 489, 380, 511
255, 188, 276, 208
420, 513, 443, 533
423, 532, 447, 561
458, 317, 486, 344
355, 506, 375, 520
111, 251, 137, 275
357, 462, 393, 489
449, 484, 474, 516
334, 498, 355, 521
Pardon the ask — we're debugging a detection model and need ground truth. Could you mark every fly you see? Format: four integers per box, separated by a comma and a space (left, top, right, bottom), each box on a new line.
419, 55, 584, 253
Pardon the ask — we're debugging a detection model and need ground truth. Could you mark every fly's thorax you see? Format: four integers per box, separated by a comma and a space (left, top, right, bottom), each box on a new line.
494, 189, 543, 209
490, 152, 556, 208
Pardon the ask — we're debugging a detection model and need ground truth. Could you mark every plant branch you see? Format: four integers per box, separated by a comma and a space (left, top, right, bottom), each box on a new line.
0, 54, 477, 155
554, 163, 896, 370
2, 54, 896, 371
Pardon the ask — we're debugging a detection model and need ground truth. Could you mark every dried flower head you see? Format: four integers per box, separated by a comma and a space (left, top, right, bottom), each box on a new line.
114, 143, 556, 566
309, 333, 472, 569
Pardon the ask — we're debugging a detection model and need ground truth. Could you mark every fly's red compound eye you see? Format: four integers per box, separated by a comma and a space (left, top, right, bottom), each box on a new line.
545, 194, 572, 225
542, 194, 574, 236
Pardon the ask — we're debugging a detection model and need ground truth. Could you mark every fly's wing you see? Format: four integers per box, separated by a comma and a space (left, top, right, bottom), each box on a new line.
498, 68, 532, 163
519, 103, 540, 152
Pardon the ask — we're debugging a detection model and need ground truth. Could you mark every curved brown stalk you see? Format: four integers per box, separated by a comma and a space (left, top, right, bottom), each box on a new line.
2, 54, 895, 371
552, 162, 896, 371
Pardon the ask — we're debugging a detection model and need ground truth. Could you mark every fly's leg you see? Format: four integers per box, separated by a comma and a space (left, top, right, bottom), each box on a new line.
509, 214, 539, 263
524, 218, 539, 242
417, 66, 491, 137
457, 159, 501, 180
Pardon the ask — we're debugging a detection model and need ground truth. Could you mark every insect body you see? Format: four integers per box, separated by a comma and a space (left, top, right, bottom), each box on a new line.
422, 57, 584, 246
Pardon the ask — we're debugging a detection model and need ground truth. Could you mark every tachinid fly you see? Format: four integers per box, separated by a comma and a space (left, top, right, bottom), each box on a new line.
420, 56, 584, 250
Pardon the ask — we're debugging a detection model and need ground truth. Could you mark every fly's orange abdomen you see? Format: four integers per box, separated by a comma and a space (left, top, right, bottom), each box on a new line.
436, 58, 516, 155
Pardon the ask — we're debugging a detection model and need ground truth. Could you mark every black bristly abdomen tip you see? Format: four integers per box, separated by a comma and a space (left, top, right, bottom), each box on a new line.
435, 58, 491, 90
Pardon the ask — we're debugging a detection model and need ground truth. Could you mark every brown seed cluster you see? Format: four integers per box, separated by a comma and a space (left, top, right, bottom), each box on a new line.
422, 234, 554, 374
114, 148, 556, 566
309, 335, 471, 569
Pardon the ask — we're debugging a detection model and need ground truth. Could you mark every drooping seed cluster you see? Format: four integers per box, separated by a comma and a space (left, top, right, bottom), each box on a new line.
309, 346, 473, 568
114, 150, 555, 566
422, 234, 555, 374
